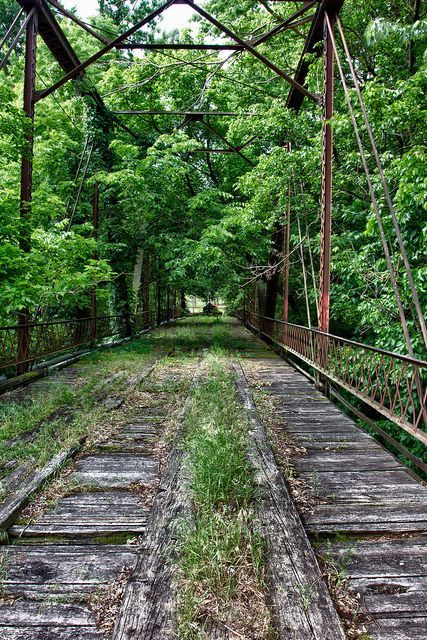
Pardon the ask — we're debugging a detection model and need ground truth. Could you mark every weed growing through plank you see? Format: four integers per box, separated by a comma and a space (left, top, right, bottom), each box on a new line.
317, 540, 373, 639
0, 323, 180, 475
177, 355, 276, 640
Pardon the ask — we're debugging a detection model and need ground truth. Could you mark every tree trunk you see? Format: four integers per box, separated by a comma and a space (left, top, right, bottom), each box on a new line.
132, 248, 144, 310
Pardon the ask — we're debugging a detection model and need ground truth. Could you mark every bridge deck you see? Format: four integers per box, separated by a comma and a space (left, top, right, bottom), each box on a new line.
237, 326, 427, 640
0, 319, 425, 639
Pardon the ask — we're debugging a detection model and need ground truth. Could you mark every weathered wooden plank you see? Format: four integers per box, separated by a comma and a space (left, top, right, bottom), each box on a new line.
96, 441, 153, 453
234, 362, 346, 640
0, 441, 84, 534
0, 601, 95, 626
113, 367, 200, 640
299, 470, 426, 503
294, 450, 401, 473
281, 421, 359, 434
299, 439, 379, 452
321, 538, 427, 578
70, 454, 158, 488
0, 626, 107, 640
1, 544, 137, 595
10, 522, 146, 537
47, 505, 148, 517
348, 576, 427, 616
290, 431, 373, 443
304, 503, 427, 533
53, 491, 148, 507
368, 616, 427, 639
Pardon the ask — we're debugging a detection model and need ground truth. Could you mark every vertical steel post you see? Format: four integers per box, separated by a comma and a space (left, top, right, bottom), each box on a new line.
144, 254, 150, 326
90, 183, 99, 345
282, 142, 292, 356
317, 10, 335, 392
282, 186, 291, 323
156, 259, 161, 326
17, 8, 38, 376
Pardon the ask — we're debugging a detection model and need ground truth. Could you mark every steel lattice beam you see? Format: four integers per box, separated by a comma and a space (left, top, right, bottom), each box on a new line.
286, 0, 344, 111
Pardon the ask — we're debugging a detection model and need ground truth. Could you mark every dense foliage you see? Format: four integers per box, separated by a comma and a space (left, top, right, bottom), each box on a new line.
0, 0, 425, 360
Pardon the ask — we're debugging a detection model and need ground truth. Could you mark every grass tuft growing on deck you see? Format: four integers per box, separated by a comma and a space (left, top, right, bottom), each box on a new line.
177, 354, 276, 639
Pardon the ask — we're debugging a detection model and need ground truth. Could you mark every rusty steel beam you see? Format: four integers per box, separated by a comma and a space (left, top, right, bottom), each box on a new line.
144, 254, 150, 327
116, 43, 243, 50
17, 6, 38, 376
191, 148, 247, 154
186, 0, 320, 104
251, 0, 317, 47
113, 110, 249, 117
282, 175, 291, 321
318, 10, 334, 335
0, 7, 24, 51
34, 0, 177, 102
17, 1, 140, 140
17, 0, 105, 111
201, 119, 255, 166
0, 8, 35, 72
90, 183, 99, 344
286, 0, 344, 111
316, 9, 335, 391
46, 0, 111, 45
119, 4, 317, 52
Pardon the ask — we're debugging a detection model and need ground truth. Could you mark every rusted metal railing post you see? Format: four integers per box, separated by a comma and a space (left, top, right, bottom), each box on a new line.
144, 254, 150, 327
282, 143, 291, 327
317, 9, 335, 394
17, 7, 38, 376
90, 183, 99, 346
156, 260, 161, 326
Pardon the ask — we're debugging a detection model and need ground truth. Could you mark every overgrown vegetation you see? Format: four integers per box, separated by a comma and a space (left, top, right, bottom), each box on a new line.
178, 353, 275, 639
0, 324, 171, 473
0, 1, 425, 495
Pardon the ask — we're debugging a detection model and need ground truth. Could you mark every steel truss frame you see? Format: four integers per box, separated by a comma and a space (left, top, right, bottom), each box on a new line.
9, 0, 338, 377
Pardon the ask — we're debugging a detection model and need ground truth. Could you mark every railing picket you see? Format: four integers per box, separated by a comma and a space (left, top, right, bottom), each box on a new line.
241, 311, 427, 446
0, 309, 178, 375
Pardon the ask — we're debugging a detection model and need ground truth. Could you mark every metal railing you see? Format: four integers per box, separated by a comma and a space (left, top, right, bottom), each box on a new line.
240, 310, 427, 446
0, 308, 180, 374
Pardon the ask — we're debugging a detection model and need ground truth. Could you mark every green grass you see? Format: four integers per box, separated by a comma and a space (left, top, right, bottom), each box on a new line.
0, 317, 237, 477
0, 325, 168, 473
177, 354, 275, 639
185, 360, 252, 510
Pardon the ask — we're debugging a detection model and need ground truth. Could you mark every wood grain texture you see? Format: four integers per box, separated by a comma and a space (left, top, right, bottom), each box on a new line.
233, 361, 346, 640
112, 366, 200, 640
0, 440, 84, 533
237, 326, 427, 640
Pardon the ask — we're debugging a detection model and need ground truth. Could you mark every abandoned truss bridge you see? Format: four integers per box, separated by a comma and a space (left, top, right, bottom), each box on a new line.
0, 1, 426, 639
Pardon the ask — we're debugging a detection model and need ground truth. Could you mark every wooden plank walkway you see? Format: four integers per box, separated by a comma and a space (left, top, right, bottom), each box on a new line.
1, 319, 425, 639
0, 356, 193, 640
237, 325, 427, 640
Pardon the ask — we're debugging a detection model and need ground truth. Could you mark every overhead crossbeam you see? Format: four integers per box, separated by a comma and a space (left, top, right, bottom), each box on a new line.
116, 43, 243, 50
33, 0, 320, 105
251, 0, 317, 47
112, 110, 253, 117
184, 0, 319, 104
118, 2, 317, 52
34, 0, 177, 102
286, 0, 344, 110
